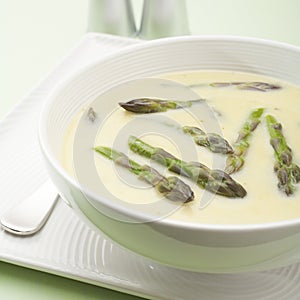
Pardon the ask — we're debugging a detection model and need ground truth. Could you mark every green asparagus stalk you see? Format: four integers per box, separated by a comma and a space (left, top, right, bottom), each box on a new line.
210, 82, 281, 92
119, 98, 203, 114
182, 126, 233, 154
128, 136, 246, 198
94, 146, 194, 203
225, 108, 264, 174
87, 107, 97, 122
265, 115, 300, 196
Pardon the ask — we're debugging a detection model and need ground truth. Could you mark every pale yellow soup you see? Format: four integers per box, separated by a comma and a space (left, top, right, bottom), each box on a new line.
62, 70, 300, 225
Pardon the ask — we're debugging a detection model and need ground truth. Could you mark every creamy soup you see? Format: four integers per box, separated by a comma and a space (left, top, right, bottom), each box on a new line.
62, 70, 300, 225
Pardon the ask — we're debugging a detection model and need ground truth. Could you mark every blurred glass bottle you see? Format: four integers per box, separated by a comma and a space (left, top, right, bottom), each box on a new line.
88, 0, 137, 36
139, 0, 190, 39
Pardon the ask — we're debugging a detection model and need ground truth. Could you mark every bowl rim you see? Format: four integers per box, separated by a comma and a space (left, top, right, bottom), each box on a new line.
39, 34, 300, 233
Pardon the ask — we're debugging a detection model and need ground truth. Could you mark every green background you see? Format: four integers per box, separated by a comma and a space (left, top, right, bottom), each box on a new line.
1, 0, 300, 299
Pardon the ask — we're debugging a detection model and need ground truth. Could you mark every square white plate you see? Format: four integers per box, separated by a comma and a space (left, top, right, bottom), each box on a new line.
1, 33, 300, 300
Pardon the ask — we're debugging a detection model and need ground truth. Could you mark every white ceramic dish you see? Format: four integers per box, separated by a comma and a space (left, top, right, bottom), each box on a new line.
4, 33, 300, 299
39, 35, 300, 273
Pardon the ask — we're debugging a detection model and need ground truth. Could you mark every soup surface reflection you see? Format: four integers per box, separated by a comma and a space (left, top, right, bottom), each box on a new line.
62, 71, 300, 225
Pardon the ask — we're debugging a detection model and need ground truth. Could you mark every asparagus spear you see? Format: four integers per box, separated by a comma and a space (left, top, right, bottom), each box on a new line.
87, 107, 97, 122
182, 126, 233, 154
128, 136, 246, 198
265, 115, 300, 196
94, 146, 194, 203
210, 82, 281, 92
225, 108, 264, 174
119, 98, 203, 113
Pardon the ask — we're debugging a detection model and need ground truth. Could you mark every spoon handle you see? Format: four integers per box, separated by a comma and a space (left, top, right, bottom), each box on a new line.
1, 180, 58, 236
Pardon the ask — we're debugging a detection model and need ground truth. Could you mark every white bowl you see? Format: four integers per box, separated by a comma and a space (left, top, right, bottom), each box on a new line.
39, 35, 300, 273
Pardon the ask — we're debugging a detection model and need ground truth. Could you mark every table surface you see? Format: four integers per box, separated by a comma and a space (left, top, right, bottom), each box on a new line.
1, 0, 300, 299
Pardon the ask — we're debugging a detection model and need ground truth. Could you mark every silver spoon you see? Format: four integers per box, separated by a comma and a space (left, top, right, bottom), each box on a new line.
0, 180, 58, 236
